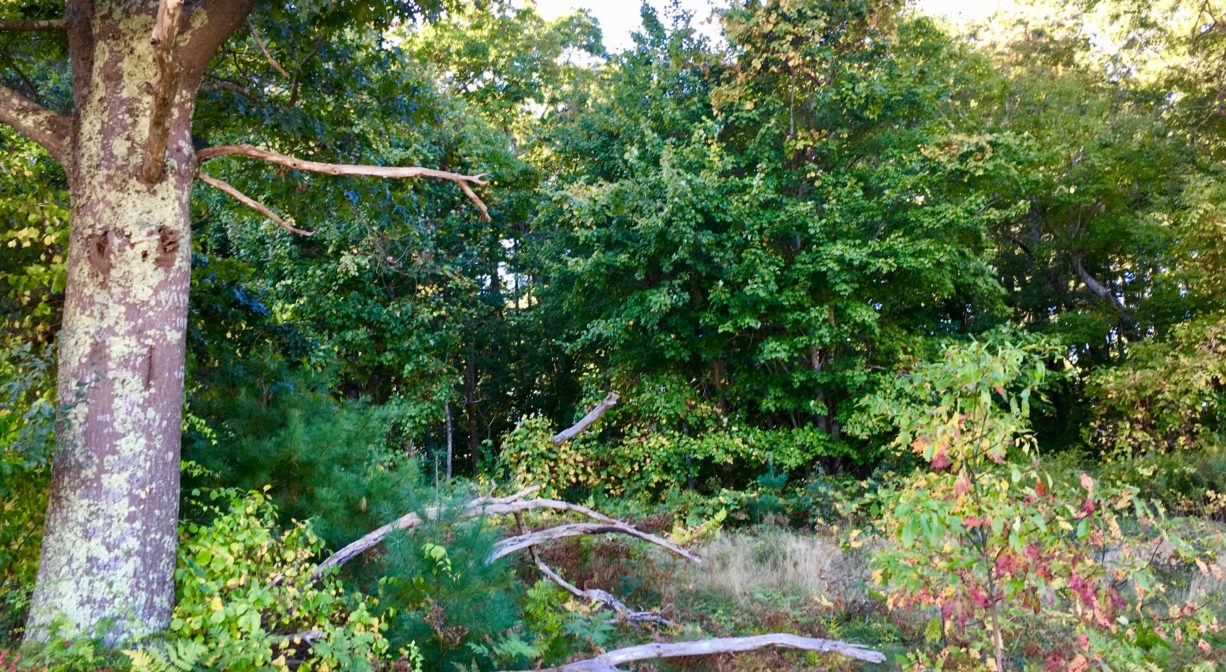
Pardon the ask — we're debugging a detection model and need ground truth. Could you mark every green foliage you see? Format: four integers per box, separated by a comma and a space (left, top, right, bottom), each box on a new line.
1086, 313, 1226, 456
0, 341, 54, 639
133, 488, 401, 672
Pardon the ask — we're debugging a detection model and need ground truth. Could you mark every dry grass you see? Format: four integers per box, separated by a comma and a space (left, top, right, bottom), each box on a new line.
679, 527, 868, 608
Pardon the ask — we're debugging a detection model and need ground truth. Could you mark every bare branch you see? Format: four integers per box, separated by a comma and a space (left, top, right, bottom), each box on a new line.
0, 19, 65, 32
516, 512, 673, 627
199, 173, 315, 236
0, 83, 70, 164
198, 144, 492, 221
500, 634, 888, 671
311, 487, 540, 580
247, 18, 289, 78
140, 0, 184, 184
1071, 253, 1128, 314
311, 487, 699, 580
553, 393, 619, 446
490, 522, 697, 563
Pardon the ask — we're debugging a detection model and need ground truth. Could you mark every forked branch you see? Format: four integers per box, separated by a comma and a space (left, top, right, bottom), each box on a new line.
0, 19, 65, 32
141, 0, 184, 184
500, 634, 888, 671
198, 144, 491, 221
0, 83, 71, 164
199, 173, 315, 236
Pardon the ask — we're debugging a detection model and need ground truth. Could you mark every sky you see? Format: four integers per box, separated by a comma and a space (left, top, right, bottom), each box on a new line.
528, 0, 1010, 53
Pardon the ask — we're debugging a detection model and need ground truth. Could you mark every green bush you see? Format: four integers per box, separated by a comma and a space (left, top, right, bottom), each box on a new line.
128, 487, 414, 672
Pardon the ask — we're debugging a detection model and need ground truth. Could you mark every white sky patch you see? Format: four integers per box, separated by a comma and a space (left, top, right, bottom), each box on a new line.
525, 0, 1010, 53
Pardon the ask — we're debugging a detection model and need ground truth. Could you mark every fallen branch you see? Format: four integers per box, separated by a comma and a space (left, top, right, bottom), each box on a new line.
553, 393, 619, 446
198, 143, 491, 221
500, 634, 888, 671
0, 19, 65, 32
311, 488, 699, 580
491, 523, 696, 563
514, 513, 673, 627
199, 173, 315, 236
141, 0, 184, 183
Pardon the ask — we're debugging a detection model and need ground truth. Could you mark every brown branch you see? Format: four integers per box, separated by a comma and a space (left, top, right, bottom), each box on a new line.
0, 83, 70, 164
247, 18, 289, 78
553, 393, 619, 446
490, 523, 697, 563
0, 19, 65, 32
198, 144, 492, 221
140, 0, 184, 184
311, 488, 699, 580
500, 634, 888, 671
198, 173, 315, 236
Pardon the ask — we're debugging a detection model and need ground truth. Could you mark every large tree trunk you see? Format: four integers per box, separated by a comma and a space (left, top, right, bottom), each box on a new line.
25, 2, 210, 644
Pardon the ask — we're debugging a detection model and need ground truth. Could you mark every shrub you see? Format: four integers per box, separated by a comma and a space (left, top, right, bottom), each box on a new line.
126, 488, 412, 672
862, 335, 1223, 671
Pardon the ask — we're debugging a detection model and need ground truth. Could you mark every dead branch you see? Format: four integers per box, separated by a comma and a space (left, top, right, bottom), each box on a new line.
198, 173, 315, 236
500, 634, 888, 671
312, 488, 699, 580
553, 393, 619, 446
514, 513, 673, 627
0, 83, 70, 164
0, 19, 65, 32
311, 487, 540, 581
198, 143, 492, 221
140, 0, 184, 184
491, 523, 696, 563
248, 18, 289, 78
1071, 252, 1127, 314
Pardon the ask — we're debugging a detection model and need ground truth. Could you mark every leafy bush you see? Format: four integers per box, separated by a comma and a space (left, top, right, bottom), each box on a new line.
1086, 314, 1226, 456
863, 336, 1223, 671
126, 488, 411, 672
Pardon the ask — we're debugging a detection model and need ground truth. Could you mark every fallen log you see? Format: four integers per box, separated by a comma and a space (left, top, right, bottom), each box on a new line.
499, 634, 888, 671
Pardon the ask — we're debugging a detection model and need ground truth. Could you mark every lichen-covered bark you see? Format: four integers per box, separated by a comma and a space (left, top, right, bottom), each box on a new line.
25, 0, 205, 644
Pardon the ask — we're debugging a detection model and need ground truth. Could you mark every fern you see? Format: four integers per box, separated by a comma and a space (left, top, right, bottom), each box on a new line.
122, 640, 208, 672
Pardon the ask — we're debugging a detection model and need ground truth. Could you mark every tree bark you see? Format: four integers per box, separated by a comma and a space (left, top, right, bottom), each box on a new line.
23, 0, 253, 644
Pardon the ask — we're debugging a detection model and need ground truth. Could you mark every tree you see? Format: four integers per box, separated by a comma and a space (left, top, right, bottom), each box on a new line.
0, 0, 490, 644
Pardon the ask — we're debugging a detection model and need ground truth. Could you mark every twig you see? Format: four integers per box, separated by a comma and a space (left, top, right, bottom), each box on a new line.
198, 173, 315, 236
198, 143, 491, 221
553, 393, 619, 446
498, 634, 888, 671
247, 18, 289, 78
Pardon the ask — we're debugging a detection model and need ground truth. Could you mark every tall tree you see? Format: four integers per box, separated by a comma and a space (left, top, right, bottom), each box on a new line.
0, 0, 487, 643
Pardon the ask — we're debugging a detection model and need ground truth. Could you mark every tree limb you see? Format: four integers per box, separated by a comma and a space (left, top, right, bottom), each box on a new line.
140, 0, 184, 184
514, 512, 673, 627
311, 487, 699, 580
0, 83, 70, 164
198, 144, 492, 221
490, 523, 697, 563
553, 393, 619, 446
1071, 252, 1127, 314
0, 19, 65, 32
500, 634, 888, 671
198, 173, 315, 236
247, 18, 289, 78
